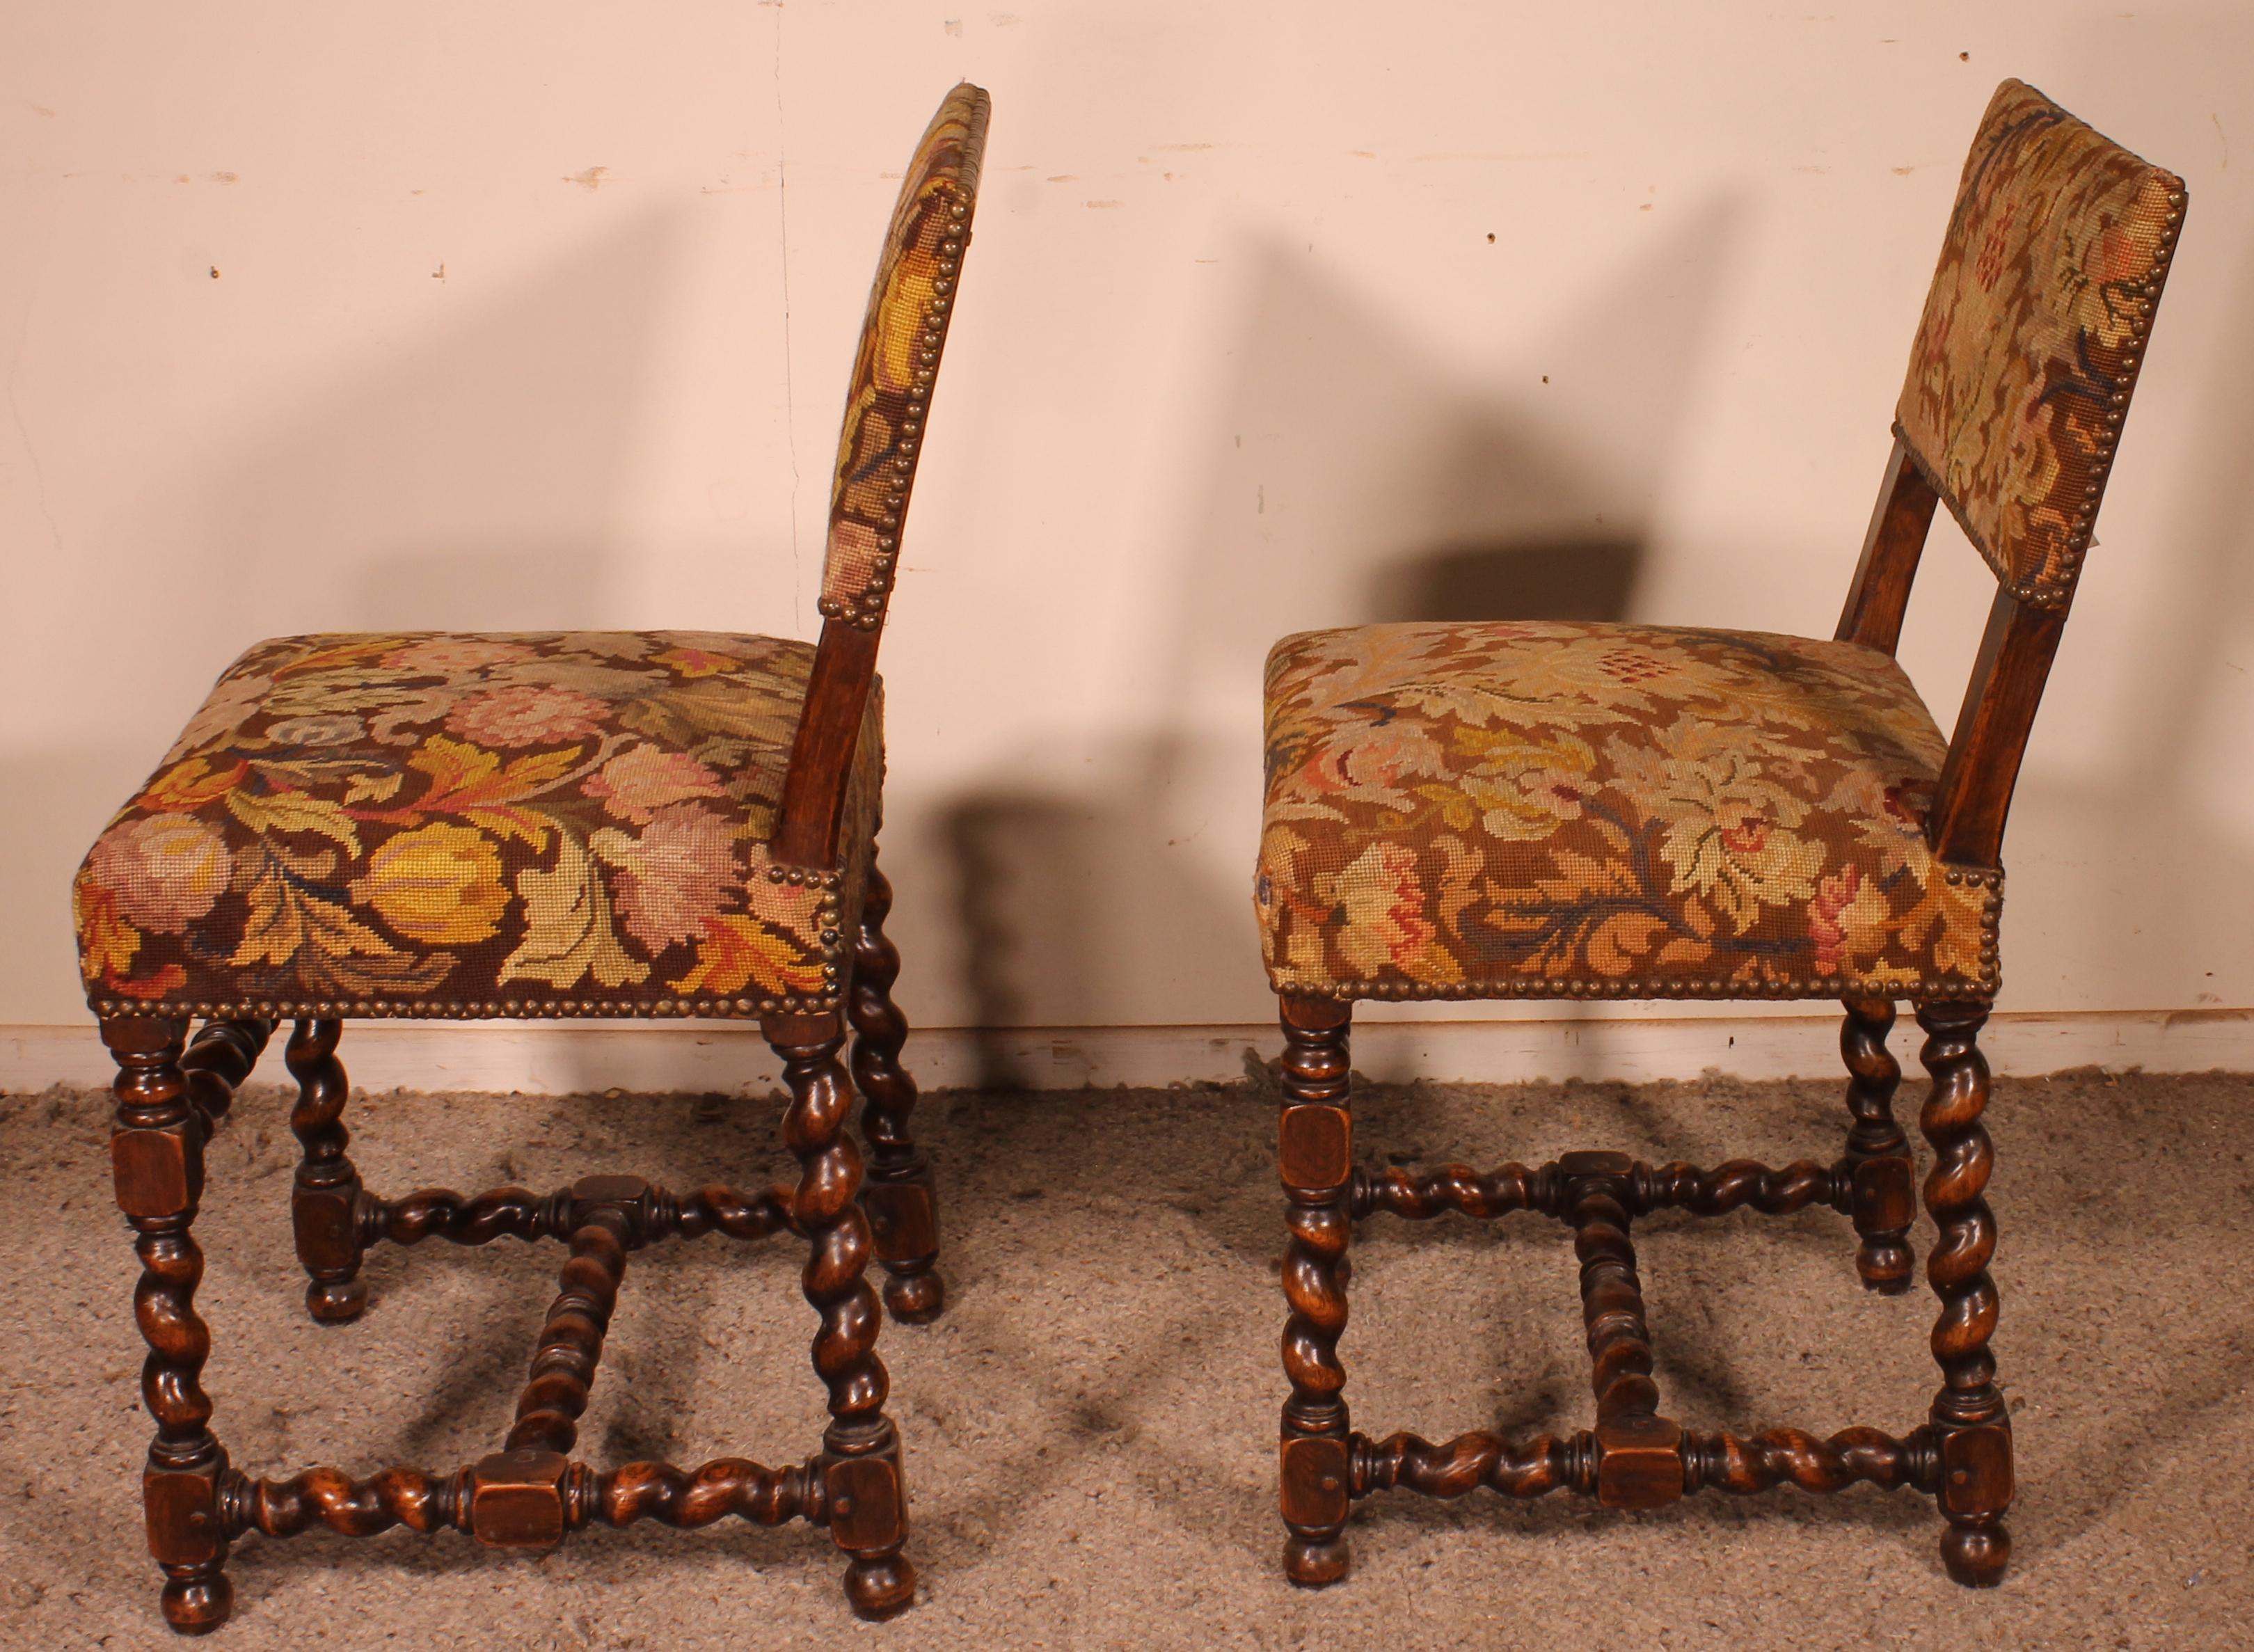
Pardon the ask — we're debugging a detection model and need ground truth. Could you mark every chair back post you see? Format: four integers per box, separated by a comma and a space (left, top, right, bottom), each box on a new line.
1925, 590, 2068, 868
774, 83, 990, 868
1834, 439, 1937, 656
775, 621, 884, 865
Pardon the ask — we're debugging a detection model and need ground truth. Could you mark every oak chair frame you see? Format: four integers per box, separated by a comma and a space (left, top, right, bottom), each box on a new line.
99, 83, 989, 1634
1272, 107, 2185, 1590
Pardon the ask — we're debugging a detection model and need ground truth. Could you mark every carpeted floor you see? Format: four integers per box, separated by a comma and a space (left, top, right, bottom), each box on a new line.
3, 1063, 2251, 1650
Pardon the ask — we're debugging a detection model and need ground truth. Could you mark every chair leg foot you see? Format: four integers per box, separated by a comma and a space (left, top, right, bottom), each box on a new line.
159, 1566, 233, 1636
843, 1552, 918, 1619
304, 1278, 367, 1324
1939, 1518, 2010, 1587
880, 1271, 945, 1325
1283, 1534, 1349, 1588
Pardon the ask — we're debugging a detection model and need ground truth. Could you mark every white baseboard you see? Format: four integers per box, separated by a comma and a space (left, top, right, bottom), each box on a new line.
3, 1008, 2248, 1097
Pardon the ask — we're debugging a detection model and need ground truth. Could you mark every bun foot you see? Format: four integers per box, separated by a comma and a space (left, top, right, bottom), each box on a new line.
1283, 1534, 1348, 1587
1855, 1241, 1914, 1294
1940, 1520, 2010, 1587
883, 1271, 945, 1324
844, 1553, 917, 1619
306, 1277, 366, 1324
160, 1569, 232, 1635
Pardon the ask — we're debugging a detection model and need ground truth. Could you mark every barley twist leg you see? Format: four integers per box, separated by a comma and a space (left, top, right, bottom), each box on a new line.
105, 1015, 234, 1635
1841, 997, 1915, 1292
1276, 995, 1354, 1586
770, 1012, 914, 1620
1916, 1002, 2013, 1587
848, 850, 942, 1324
286, 1019, 365, 1324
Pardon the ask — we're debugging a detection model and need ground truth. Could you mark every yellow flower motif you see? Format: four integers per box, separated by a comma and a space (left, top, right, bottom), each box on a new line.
350, 823, 508, 945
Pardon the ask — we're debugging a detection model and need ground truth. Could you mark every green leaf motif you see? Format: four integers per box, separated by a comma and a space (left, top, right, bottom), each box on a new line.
498, 831, 651, 990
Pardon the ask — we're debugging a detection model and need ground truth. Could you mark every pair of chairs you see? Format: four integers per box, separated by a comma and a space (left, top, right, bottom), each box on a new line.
77, 79, 2185, 1631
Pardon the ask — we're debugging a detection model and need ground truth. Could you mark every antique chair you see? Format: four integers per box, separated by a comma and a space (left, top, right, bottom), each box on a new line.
78, 81, 988, 1633
1253, 81, 2184, 1588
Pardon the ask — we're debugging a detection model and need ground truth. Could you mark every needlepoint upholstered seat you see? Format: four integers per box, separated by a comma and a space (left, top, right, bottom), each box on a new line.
77, 630, 880, 1020
82, 83, 987, 1634
1257, 620, 1997, 1003
1258, 79, 2184, 1594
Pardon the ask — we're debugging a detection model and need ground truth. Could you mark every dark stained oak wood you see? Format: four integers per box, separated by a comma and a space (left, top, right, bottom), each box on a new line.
1556, 1154, 1683, 1511
592, 1456, 817, 1529
226, 1463, 468, 1539
848, 846, 944, 1324
103, 1015, 233, 1636
360, 1178, 798, 1248
1351, 1429, 1580, 1500
1916, 1002, 2013, 1585
1633, 1156, 1840, 1217
1275, 996, 1354, 1587
285, 1020, 365, 1325
1928, 588, 2069, 868
1835, 438, 1938, 655
504, 1198, 635, 1462
1280, 1093, 2008, 1564
178, 1019, 271, 1133
767, 1012, 915, 1620
1841, 998, 1916, 1293
776, 621, 882, 868
1682, 1426, 1938, 1496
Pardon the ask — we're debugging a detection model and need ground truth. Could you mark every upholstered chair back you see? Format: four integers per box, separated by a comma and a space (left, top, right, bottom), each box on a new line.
818, 83, 990, 630
1895, 79, 2186, 611
775, 84, 988, 867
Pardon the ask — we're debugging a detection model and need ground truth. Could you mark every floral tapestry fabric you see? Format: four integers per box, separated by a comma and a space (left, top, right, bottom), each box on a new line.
74, 631, 882, 1019
821, 81, 990, 627
1897, 79, 2186, 611
1255, 622, 2001, 1003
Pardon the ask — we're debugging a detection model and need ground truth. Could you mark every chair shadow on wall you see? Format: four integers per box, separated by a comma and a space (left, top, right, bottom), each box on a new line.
935, 200, 1743, 1088
209, 203, 693, 635
1985, 201, 2254, 1546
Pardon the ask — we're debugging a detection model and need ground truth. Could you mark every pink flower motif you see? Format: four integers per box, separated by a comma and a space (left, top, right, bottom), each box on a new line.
584, 744, 727, 825
593, 804, 739, 953
383, 638, 537, 675
1974, 202, 2018, 290
1808, 865, 1857, 973
2090, 223, 2146, 285
86, 814, 234, 934
1299, 722, 1445, 797
167, 672, 274, 761
445, 685, 608, 748
825, 519, 884, 601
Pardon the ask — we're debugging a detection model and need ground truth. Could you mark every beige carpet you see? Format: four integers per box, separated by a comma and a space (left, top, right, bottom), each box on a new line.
3, 1062, 2251, 1650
